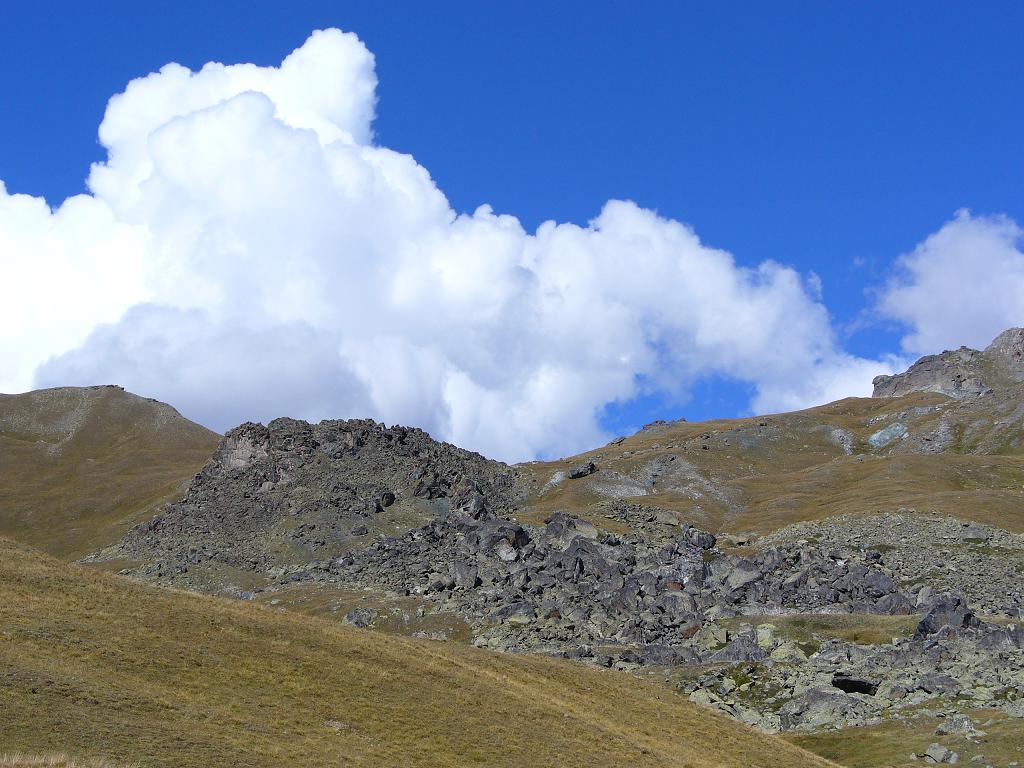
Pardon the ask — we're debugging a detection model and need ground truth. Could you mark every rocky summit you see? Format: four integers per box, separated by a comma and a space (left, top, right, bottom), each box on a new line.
98, 417, 520, 592
872, 327, 1024, 398
69, 329, 1024, 762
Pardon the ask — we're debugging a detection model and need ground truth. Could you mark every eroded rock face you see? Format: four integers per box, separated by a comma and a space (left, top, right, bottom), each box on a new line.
986, 326, 1024, 376
872, 347, 987, 399
872, 327, 1024, 398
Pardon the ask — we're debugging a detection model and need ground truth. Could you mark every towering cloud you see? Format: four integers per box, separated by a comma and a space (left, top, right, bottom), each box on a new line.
0, 28, 912, 460
878, 211, 1024, 357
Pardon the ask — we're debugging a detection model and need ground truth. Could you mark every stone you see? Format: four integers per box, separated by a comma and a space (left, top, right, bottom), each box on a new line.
494, 540, 518, 563
724, 560, 762, 591
916, 594, 979, 638
450, 561, 480, 589
922, 743, 958, 764
756, 623, 778, 650
710, 636, 768, 663
694, 623, 728, 652
770, 641, 808, 663
934, 714, 976, 736
342, 607, 377, 628
541, 512, 599, 549
917, 673, 961, 696
689, 688, 725, 708
684, 526, 717, 550
568, 461, 598, 479
779, 688, 872, 730
641, 644, 682, 666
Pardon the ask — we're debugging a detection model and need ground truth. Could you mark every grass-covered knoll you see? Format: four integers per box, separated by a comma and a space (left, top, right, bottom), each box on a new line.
0, 386, 218, 558
0, 538, 835, 768
519, 391, 1024, 535
787, 708, 1024, 767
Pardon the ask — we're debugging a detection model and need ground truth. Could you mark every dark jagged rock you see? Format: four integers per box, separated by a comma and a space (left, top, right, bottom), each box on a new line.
915, 593, 979, 638
568, 461, 598, 479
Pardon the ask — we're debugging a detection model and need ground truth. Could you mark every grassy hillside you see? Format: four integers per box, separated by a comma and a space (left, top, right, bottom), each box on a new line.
519, 392, 1024, 535
0, 386, 219, 558
0, 756, 128, 768
0, 537, 835, 768
787, 709, 1024, 768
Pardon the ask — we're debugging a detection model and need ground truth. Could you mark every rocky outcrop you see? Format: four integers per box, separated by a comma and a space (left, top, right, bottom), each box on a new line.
986, 326, 1024, 376
872, 327, 1024, 398
98, 417, 522, 587
95, 411, 1024, 738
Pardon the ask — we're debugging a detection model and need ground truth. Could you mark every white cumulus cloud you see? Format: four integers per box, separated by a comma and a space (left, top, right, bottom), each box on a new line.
2, 28, 896, 461
877, 211, 1024, 356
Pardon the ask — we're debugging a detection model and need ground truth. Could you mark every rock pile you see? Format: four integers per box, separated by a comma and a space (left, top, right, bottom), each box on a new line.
762, 513, 1024, 617
87, 332, 1024, 741
298, 494, 917, 663
681, 591, 1024, 732
96, 417, 521, 587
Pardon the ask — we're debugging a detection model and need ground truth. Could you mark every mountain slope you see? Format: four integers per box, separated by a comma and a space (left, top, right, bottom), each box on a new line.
0, 386, 219, 558
0, 536, 834, 768
521, 328, 1024, 539
519, 371, 1024, 537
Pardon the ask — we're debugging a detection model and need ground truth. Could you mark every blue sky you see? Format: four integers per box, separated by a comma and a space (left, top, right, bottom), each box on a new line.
2, 3, 1022, 457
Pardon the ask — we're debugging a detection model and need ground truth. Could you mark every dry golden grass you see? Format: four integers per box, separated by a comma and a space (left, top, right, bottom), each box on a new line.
252, 583, 475, 642
731, 452, 1024, 533
0, 754, 133, 768
0, 387, 218, 558
519, 394, 1024, 535
0, 537, 835, 768
722, 614, 921, 652
787, 707, 1024, 767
